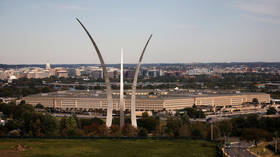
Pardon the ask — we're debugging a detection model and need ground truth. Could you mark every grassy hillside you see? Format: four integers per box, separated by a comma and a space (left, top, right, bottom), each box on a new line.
0, 139, 216, 157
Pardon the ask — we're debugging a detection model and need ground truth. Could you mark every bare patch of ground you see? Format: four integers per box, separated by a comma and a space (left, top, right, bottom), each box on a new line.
0, 150, 21, 157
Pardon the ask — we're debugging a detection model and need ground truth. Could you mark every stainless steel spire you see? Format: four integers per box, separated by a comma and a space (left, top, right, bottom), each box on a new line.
76, 18, 114, 127
120, 48, 125, 128
131, 34, 153, 127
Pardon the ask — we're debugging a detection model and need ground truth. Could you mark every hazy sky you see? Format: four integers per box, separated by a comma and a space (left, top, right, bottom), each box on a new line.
1, 0, 280, 64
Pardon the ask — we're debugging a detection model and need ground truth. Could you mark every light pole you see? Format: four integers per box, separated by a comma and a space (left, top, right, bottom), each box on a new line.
211, 121, 214, 141
206, 117, 214, 141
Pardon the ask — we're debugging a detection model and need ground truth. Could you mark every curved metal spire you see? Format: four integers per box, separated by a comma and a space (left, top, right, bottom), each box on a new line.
131, 34, 153, 127
76, 18, 113, 127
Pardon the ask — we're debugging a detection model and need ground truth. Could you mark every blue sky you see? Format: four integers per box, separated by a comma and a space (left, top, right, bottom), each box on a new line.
0, 0, 280, 64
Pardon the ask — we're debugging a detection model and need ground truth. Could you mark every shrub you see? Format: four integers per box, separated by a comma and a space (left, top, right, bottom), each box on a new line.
122, 124, 137, 137
109, 125, 122, 136
138, 128, 148, 137
179, 124, 191, 137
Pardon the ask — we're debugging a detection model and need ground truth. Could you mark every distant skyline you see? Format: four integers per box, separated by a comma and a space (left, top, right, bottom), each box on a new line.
1, 0, 280, 64
2, 61, 280, 66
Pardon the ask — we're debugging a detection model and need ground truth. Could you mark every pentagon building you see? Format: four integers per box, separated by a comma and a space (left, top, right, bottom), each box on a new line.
23, 90, 270, 112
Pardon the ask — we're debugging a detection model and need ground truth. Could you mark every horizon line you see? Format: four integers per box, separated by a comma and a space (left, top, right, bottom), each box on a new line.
1, 61, 280, 66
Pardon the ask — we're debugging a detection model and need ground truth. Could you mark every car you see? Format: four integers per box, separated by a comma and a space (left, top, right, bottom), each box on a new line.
225, 142, 231, 149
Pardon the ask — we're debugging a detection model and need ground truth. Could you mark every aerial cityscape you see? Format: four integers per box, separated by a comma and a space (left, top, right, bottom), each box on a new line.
1, 0, 280, 157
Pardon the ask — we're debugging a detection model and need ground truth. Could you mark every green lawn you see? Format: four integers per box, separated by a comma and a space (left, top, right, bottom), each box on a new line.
0, 139, 217, 157
250, 142, 279, 157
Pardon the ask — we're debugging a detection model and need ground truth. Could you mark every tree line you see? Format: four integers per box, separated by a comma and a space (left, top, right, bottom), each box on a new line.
0, 101, 279, 145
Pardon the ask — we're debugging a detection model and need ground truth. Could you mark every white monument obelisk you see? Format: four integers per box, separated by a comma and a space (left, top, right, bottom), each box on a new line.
120, 48, 125, 128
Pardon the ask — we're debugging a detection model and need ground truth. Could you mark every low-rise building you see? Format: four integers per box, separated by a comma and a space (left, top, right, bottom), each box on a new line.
23, 90, 270, 112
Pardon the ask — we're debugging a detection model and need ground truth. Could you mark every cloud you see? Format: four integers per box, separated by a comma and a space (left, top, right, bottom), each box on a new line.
59, 5, 88, 11
233, 0, 280, 17
174, 24, 199, 30
113, 17, 136, 22
232, 0, 280, 24
241, 14, 280, 24
31, 4, 88, 11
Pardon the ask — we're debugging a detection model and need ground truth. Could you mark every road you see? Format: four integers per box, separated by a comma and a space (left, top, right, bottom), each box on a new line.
51, 113, 106, 119
224, 141, 257, 157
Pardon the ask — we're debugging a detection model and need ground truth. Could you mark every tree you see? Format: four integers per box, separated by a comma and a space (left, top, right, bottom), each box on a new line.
190, 122, 208, 139
0, 102, 59, 136
96, 124, 109, 136
137, 115, 159, 133
60, 116, 78, 136
165, 116, 190, 137
109, 125, 121, 136
19, 100, 26, 105
241, 128, 273, 146
5, 120, 23, 132
122, 124, 137, 137
72, 114, 81, 129
35, 104, 44, 109
192, 104, 197, 109
180, 115, 190, 125
142, 112, 149, 118
80, 117, 105, 136
191, 129, 203, 139
179, 124, 191, 137
217, 120, 232, 137
0, 102, 16, 116
267, 107, 277, 115
152, 125, 164, 136
181, 107, 206, 118
80, 117, 104, 128
82, 123, 99, 136
138, 128, 148, 137
252, 98, 259, 104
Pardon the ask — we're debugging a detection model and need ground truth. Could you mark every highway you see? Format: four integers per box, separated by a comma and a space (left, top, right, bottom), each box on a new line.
224, 141, 256, 157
